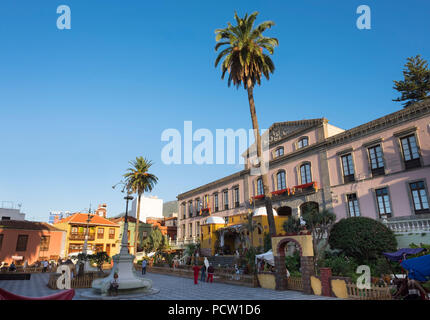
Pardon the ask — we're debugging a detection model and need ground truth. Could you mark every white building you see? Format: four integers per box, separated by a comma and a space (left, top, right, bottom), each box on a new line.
0, 202, 25, 220
130, 195, 163, 223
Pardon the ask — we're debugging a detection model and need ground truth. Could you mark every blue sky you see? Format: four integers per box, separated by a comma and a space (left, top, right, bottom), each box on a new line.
0, 0, 429, 221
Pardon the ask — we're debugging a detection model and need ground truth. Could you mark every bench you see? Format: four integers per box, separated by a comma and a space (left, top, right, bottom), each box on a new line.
0, 273, 31, 280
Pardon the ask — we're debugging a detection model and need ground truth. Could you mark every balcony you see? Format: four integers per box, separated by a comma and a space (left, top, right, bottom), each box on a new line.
252, 182, 318, 203
383, 217, 430, 234
69, 233, 95, 241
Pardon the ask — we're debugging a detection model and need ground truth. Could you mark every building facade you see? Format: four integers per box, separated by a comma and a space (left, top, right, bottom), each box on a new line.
0, 220, 66, 265
177, 99, 430, 253
130, 195, 164, 223
54, 205, 120, 257
0, 202, 25, 221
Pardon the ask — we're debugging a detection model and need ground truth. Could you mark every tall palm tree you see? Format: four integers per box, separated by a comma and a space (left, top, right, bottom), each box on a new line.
215, 12, 281, 285
124, 157, 158, 255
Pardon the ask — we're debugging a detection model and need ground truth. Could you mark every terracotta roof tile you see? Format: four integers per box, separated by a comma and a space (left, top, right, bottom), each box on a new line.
55, 213, 119, 227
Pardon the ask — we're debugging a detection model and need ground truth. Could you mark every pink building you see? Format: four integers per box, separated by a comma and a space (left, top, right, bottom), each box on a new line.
177, 99, 430, 249
0, 220, 66, 265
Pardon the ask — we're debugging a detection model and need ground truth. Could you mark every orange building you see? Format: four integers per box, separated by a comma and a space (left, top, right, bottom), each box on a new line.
146, 217, 177, 241
0, 220, 66, 265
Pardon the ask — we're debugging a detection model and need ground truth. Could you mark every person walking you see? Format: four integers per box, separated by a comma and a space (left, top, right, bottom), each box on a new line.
42, 260, 49, 273
23, 260, 28, 272
192, 264, 200, 285
200, 264, 206, 282
141, 259, 147, 275
207, 264, 214, 283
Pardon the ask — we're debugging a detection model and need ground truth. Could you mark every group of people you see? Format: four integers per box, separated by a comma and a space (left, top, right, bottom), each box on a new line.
192, 263, 215, 284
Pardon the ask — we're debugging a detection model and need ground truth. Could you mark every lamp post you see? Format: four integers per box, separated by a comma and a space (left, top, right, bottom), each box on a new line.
121, 193, 134, 254
79, 205, 94, 276
82, 207, 93, 255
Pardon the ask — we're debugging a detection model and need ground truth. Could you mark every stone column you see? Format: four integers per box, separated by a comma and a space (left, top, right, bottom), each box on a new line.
300, 256, 315, 295
320, 267, 332, 297
274, 256, 287, 290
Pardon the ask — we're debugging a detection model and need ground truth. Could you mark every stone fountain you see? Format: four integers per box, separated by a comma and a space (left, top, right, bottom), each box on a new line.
80, 194, 157, 299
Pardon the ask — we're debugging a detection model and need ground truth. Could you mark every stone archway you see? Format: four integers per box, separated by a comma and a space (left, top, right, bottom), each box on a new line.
272, 235, 314, 294
277, 206, 292, 217
299, 202, 319, 215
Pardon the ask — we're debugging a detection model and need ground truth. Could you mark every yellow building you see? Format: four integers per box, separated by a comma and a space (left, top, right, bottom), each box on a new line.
200, 207, 288, 256
54, 211, 121, 257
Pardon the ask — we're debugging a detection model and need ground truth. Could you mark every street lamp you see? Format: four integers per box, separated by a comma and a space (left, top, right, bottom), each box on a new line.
113, 182, 134, 254
82, 208, 93, 255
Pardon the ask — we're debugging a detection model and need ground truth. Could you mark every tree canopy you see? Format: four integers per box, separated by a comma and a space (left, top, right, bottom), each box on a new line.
328, 217, 397, 262
214, 11, 278, 89
393, 55, 430, 108
123, 157, 158, 195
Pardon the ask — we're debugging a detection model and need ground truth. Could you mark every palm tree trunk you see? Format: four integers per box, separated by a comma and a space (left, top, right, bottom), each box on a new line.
134, 193, 142, 255
247, 80, 283, 290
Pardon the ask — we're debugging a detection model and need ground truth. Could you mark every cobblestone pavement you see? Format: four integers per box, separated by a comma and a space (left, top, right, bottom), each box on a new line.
0, 272, 337, 300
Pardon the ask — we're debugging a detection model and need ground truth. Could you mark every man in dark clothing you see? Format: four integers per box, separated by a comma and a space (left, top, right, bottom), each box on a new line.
207, 264, 215, 283
200, 264, 206, 282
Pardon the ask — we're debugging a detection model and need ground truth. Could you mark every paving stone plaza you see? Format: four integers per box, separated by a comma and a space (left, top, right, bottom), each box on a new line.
0, 272, 337, 300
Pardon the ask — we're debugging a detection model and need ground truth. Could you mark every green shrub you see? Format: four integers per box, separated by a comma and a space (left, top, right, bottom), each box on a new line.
283, 216, 302, 234
263, 233, 272, 252
285, 250, 301, 274
328, 217, 397, 263
318, 252, 358, 278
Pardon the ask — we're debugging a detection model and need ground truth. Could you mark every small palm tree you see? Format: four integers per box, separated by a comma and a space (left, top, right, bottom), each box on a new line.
124, 157, 158, 255
215, 11, 280, 285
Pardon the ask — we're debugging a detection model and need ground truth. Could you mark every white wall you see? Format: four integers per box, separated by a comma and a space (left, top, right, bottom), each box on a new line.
0, 208, 25, 220
130, 195, 163, 223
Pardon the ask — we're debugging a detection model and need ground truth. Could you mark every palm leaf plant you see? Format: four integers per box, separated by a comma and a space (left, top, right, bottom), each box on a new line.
215, 11, 281, 287
123, 157, 158, 255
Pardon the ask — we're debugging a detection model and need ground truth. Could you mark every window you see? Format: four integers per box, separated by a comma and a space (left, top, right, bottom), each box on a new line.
368, 145, 385, 176
196, 198, 201, 215
347, 194, 360, 217
410, 181, 429, 214
97, 228, 104, 239
300, 163, 312, 185
298, 137, 309, 149
40, 236, 50, 251
0, 234, 3, 250
196, 222, 200, 236
233, 187, 240, 208
224, 190, 229, 210
257, 178, 264, 195
214, 193, 219, 212
182, 203, 186, 219
224, 216, 229, 224
188, 201, 193, 218
71, 227, 78, 234
109, 228, 115, 239
274, 147, 284, 158
401, 135, 421, 169
341, 153, 355, 183
277, 170, 286, 190
1, 216, 10, 221
375, 188, 392, 217
189, 223, 193, 237
203, 195, 209, 208
16, 235, 29, 251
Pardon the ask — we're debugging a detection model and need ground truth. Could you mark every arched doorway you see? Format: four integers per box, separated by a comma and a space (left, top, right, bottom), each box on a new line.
277, 206, 292, 217
274, 236, 314, 294
299, 202, 319, 215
